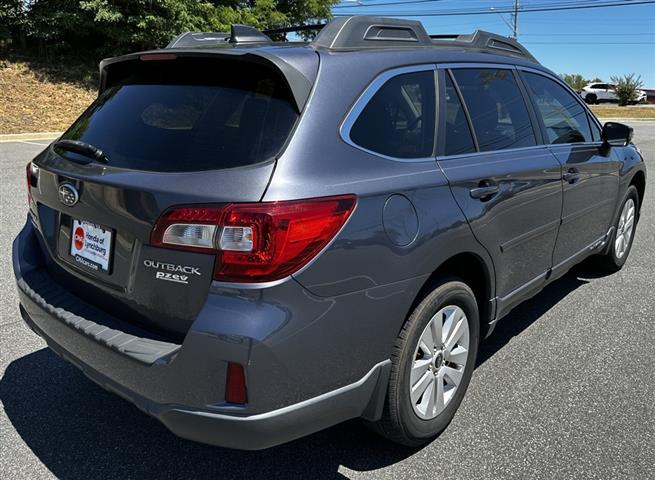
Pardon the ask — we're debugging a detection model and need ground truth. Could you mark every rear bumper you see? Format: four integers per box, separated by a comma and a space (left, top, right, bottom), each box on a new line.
19, 305, 388, 450
13, 219, 392, 450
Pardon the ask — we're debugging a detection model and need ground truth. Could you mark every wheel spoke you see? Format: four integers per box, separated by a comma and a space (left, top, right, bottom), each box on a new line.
411, 358, 432, 385
444, 315, 466, 352
411, 370, 433, 404
447, 345, 468, 365
423, 378, 436, 416
420, 318, 437, 352
431, 314, 442, 349
615, 234, 624, 256
443, 366, 463, 386
435, 369, 445, 412
441, 308, 456, 344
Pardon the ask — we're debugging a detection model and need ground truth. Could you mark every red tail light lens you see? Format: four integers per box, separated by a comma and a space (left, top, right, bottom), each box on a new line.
26, 161, 38, 205
151, 195, 356, 283
225, 362, 247, 404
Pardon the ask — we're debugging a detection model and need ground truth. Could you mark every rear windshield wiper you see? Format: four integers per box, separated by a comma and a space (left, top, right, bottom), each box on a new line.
54, 139, 109, 164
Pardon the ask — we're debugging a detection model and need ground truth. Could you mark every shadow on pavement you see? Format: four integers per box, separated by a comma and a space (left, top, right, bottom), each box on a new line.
0, 263, 605, 480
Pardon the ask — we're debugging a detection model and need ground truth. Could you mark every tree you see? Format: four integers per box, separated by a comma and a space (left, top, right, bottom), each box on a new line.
560, 73, 588, 92
610, 73, 644, 106
18, 0, 340, 57
0, 0, 25, 45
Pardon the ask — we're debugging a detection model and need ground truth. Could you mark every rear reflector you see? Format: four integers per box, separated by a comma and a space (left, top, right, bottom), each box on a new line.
151, 195, 356, 283
225, 362, 247, 404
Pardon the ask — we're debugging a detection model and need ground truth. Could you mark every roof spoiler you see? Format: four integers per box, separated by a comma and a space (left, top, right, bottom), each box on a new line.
98, 50, 314, 112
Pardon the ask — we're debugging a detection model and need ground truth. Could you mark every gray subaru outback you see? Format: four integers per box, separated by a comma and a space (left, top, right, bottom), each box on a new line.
13, 16, 646, 450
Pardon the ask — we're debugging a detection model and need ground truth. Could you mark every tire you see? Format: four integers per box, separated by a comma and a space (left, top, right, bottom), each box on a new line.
585, 93, 597, 105
371, 278, 479, 447
595, 186, 639, 272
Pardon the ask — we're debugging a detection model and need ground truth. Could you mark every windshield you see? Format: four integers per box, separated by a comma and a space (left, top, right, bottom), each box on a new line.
58, 59, 299, 172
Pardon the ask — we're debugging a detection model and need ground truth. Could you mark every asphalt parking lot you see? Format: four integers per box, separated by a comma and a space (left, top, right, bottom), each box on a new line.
1, 125, 654, 480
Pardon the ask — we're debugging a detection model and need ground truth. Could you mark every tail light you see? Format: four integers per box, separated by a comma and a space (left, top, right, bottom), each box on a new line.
151, 195, 356, 283
26, 161, 38, 205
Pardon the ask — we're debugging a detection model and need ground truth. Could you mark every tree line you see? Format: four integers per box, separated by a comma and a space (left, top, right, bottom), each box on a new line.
0, 0, 339, 58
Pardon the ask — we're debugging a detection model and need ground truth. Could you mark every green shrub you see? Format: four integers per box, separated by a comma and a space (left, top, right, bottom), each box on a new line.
560, 73, 588, 92
610, 73, 644, 106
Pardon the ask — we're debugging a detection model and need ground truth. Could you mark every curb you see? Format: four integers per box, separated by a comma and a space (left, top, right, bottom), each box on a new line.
0, 132, 61, 143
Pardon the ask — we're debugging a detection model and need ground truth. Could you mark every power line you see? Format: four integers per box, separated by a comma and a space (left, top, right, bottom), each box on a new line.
333, 0, 655, 16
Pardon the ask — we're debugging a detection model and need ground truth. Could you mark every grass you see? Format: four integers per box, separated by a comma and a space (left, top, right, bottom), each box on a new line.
590, 105, 655, 120
0, 54, 97, 135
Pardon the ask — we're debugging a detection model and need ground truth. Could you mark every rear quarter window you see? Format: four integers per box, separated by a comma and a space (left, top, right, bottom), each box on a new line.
58, 59, 299, 172
348, 70, 436, 159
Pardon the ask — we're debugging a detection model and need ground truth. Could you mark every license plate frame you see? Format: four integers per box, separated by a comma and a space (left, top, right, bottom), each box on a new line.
69, 219, 113, 273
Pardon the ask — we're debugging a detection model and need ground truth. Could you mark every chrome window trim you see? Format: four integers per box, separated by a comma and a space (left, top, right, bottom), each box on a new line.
437, 62, 518, 70
339, 64, 437, 163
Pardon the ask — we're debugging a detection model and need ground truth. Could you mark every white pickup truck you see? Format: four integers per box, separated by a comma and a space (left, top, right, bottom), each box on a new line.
580, 82, 647, 104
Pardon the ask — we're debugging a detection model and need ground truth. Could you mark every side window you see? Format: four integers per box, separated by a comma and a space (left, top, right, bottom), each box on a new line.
443, 74, 476, 156
451, 69, 536, 152
522, 72, 592, 144
350, 71, 435, 158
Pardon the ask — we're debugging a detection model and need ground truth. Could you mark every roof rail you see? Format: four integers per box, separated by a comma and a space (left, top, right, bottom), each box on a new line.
430, 30, 538, 63
165, 16, 538, 63
313, 16, 432, 49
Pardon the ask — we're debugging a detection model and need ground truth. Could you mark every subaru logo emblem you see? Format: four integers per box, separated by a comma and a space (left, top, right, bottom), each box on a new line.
58, 183, 79, 206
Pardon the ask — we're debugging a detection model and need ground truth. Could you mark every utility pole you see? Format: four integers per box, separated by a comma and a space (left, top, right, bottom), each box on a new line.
512, 0, 520, 39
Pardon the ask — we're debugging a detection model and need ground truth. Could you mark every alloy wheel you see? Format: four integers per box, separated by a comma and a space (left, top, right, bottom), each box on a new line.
615, 198, 635, 259
410, 305, 470, 420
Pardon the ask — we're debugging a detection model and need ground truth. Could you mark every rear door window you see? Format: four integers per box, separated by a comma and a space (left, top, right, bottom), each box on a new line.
451, 69, 537, 152
349, 71, 436, 159
442, 74, 476, 156
57, 59, 299, 172
522, 72, 592, 144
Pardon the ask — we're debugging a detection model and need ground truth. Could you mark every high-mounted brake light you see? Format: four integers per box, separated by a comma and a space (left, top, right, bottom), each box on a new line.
151, 195, 357, 283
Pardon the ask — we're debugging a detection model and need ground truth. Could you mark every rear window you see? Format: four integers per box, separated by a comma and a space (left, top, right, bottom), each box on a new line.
58, 58, 299, 172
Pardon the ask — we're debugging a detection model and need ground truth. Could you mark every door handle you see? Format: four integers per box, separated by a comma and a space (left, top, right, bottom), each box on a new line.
469, 185, 500, 200
562, 168, 580, 183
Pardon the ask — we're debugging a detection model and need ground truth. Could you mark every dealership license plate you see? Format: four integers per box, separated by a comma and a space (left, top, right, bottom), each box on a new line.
70, 220, 113, 272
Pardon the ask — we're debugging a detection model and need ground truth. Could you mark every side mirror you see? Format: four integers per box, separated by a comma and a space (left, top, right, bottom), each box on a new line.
602, 122, 633, 147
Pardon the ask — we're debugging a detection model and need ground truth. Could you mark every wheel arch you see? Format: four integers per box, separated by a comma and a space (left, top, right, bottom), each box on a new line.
409, 252, 494, 341
630, 170, 646, 217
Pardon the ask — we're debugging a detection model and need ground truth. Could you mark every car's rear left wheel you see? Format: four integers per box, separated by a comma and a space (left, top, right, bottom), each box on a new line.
371, 278, 479, 446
